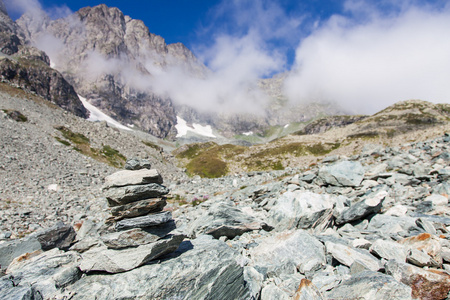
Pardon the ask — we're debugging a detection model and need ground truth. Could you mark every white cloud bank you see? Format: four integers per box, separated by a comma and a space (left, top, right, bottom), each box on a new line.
285, 1, 450, 114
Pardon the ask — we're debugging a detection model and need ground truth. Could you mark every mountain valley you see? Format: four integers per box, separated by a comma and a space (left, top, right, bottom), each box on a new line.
1, 1, 450, 299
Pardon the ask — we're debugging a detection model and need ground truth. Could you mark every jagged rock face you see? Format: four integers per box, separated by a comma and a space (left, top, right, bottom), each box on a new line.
16, 4, 207, 138
0, 57, 88, 118
0, 3, 88, 118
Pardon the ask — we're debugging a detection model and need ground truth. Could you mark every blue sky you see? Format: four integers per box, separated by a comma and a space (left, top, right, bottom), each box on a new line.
5, 0, 450, 113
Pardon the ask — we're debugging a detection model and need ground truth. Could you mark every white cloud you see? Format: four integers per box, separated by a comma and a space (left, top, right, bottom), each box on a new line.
285, 0, 450, 114
4, 0, 42, 16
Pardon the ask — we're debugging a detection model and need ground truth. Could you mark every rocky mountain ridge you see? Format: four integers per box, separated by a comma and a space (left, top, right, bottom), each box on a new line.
14, 3, 345, 139
16, 4, 208, 138
0, 2, 88, 118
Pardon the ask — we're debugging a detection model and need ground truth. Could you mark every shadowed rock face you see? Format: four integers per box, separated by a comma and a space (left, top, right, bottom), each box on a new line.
0, 57, 89, 118
0, 2, 89, 118
16, 4, 208, 138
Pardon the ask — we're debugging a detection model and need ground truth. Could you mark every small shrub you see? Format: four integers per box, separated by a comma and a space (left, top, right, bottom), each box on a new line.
2, 109, 28, 122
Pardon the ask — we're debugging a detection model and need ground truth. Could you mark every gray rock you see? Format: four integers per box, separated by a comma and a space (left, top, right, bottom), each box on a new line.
425, 194, 448, 206
416, 217, 437, 235
115, 211, 172, 231
124, 157, 151, 170
248, 230, 326, 275
79, 234, 185, 273
62, 235, 251, 299
186, 201, 269, 239
406, 247, 439, 267
261, 284, 290, 300
268, 191, 335, 231
369, 239, 406, 262
105, 183, 169, 207
103, 169, 162, 189
367, 214, 419, 235
0, 237, 41, 273
317, 160, 365, 187
35, 222, 76, 251
398, 233, 443, 267
0, 249, 81, 299
108, 198, 166, 222
101, 228, 164, 249
335, 190, 387, 225
385, 259, 450, 300
292, 278, 324, 300
325, 271, 412, 300
325, 241, 380, 271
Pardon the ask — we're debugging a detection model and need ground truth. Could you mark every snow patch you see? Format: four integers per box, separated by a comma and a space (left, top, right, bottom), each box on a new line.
284, 124, 289, 129
175, 116, 215, 138
79, 96, 132, 131
243, 131, 253, 136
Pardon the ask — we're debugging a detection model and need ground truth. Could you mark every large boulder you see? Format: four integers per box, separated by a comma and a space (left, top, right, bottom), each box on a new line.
335, 190, 387, 225
59, 235, 251, 299
79, 234, 185, 273
186, 201, 270, 239
268, 191, 335, 231
386, 259, 450, 300
317, 160, 365, 187
247, 230, 326, 275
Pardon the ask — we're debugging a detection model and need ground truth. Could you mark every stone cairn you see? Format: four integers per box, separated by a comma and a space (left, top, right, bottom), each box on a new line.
78, 158, 185, 274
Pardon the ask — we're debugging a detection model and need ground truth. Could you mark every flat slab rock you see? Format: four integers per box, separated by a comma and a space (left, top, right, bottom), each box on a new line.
335, 190, 387, 225
268, 190, 335, 231
115, 211, 173, 231
103, 169, 163, 189
248, 229, 326, 274
325, 241, 380, 272
186, 201, 269, 239
317, 160, 365, 187
79, 234, 185, 273
59, 235, 251, 299
105, 183, 169, 207
108, 198, 166, 222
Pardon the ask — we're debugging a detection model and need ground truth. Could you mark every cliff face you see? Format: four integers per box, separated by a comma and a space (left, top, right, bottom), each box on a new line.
17, 4, 208, 138
0, 1, 88, 118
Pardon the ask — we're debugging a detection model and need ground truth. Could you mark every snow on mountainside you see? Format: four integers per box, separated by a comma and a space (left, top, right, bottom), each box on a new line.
78, 96, 132, 131
175, 116, 215, 138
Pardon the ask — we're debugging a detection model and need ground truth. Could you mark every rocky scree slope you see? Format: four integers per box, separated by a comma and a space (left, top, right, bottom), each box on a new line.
0, 84, 186, 240
173, 100, 450, 177
1, 130, 450, 299
0, 2, 88, 118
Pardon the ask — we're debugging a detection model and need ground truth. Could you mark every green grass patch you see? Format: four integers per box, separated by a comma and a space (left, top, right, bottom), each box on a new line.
54, 126, 90, 144
53, 125, 126, 168
186, 155, 228, 178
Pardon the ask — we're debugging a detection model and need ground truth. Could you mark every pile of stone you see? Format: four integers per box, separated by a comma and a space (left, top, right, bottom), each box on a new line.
77, 158, 185, 274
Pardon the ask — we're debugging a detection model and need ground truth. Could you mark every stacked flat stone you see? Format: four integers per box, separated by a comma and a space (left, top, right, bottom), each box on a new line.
77, 161, 184, 274
103, 168, 170, 228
